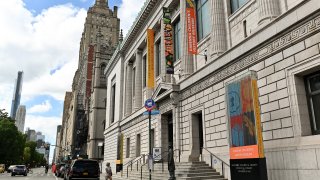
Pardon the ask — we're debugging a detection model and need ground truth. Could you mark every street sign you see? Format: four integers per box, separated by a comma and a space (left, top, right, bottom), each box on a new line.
143, 110, 160, 115
153, 147, 162, 161
145, 99, 155, 111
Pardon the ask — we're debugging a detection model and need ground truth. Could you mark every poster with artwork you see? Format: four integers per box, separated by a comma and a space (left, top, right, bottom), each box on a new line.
226, 71, 264, 160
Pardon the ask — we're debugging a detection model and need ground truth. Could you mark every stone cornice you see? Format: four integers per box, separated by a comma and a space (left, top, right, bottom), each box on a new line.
181, 13, 320, 100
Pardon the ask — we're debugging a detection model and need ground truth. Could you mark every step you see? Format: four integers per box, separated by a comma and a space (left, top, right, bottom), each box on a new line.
117, 161, 227, 180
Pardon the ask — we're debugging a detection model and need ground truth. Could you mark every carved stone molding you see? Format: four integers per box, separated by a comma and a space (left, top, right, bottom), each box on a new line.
181, 14, 320, 100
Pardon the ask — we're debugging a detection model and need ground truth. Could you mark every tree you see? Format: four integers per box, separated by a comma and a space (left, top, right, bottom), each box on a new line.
0, 109, 25, 166
23, 147, 31, 163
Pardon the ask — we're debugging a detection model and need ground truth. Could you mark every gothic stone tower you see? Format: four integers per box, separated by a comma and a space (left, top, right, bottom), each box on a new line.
86, 0, 120, 160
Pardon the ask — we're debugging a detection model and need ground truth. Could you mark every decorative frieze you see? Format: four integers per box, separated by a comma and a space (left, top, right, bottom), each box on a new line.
181, 14, 320, 100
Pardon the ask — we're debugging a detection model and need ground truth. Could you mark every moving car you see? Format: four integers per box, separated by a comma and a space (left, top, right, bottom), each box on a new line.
11, 165, 27, 176
66, 159, 100, 180
7, 165, 15, 173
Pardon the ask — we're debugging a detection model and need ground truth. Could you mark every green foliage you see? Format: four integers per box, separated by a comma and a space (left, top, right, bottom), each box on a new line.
23, 147, 31, 162
0, 109, 48, 167
0, 110, 25, 166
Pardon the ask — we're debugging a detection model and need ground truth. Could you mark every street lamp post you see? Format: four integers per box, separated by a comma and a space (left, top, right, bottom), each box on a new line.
144, 99, 156, 180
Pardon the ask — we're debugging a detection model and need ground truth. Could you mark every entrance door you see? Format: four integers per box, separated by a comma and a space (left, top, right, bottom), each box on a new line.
161, 111, 174, 158
190, 112, 204, 161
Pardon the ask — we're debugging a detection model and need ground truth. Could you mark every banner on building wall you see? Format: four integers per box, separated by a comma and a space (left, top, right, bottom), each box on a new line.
226, 71, 267, 180
147, 29, 155, 88
186, 0, 197, 54
163, 7, 174, 74
116, 133, 123, 172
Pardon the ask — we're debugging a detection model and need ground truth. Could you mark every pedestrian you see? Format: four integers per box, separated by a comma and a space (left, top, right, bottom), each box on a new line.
105, 162, 112, 180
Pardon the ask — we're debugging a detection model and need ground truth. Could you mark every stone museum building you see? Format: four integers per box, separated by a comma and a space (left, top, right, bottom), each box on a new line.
100, 0, 320, 179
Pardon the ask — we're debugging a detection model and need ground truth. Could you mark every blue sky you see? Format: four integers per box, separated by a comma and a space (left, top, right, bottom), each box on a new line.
0, 0, 145, 164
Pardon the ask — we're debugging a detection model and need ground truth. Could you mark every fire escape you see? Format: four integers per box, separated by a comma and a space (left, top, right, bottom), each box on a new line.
73, 93, 88, 158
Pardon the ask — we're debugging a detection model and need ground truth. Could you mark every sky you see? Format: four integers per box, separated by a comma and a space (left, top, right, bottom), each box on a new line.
0, 0, 145, 163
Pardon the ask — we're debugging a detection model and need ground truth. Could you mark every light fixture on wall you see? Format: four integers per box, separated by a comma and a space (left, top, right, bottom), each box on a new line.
197, 49, 208, 62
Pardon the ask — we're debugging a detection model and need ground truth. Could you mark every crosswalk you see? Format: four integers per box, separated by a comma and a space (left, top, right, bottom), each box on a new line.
0, 172, 55, 177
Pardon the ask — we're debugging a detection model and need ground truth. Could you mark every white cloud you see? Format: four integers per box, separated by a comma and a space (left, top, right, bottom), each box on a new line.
118, 0, 146, 35
28, 100, 52, 113
0, 0, 87, 110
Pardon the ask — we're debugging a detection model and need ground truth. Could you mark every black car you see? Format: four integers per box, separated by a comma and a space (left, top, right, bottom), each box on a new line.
11, 165, 27, 176
66, 159, 100, 180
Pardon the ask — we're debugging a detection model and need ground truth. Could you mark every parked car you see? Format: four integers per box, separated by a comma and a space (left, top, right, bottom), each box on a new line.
57, 164, 66, 177
55, 163, 65, 176
0, 164, 5, 173
66, 159, 100, 180
11, 165, 27, 176
7, 165, 15, 173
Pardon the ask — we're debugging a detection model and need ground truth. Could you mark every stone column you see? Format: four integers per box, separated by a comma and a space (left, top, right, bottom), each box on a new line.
211, 0, 227, 58
170, 92, 180, 151
180, 0, 194, 79
125, 62, 133, 116
134, 50, 143, 109
258, 0, 281, 25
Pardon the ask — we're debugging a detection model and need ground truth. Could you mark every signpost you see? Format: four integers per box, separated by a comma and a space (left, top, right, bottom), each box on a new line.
144, 99, 156, 180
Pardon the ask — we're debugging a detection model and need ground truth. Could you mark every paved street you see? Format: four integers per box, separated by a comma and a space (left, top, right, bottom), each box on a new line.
0, 167, 106, 180
0, 168, 57, 180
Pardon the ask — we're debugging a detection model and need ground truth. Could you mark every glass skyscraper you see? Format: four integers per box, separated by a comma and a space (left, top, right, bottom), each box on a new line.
10, 71, 23, 119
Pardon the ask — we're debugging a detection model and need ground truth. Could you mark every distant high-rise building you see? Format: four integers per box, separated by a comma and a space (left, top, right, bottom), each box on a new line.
10, 71, 23, 119
25, 128, 36, 141
15, 105, 26, 132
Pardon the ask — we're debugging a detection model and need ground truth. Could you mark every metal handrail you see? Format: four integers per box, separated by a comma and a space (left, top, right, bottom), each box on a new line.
140, 149, 181, 180
201, 147, 229, 178
122, 154, 148, 178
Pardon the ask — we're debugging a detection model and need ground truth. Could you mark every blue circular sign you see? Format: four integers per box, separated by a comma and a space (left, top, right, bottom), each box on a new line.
145, 99, 155, 111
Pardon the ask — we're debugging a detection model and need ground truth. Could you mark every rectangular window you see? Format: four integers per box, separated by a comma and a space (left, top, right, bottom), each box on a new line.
126, 138, 130, 158
155, 41, 161, 77
136, 134, 141, 157
305, 71, 320, 135
196, 0, 211, 41
110, 83, 116, 124
143, 56, 147, 87
173, 18, 181, 62
230, 0, 250, 14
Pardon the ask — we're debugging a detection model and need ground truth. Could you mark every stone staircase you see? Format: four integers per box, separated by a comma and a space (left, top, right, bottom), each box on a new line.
113, 161, 227, 180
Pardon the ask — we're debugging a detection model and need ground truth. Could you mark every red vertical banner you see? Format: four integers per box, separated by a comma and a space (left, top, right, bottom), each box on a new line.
186, 0, 197, 54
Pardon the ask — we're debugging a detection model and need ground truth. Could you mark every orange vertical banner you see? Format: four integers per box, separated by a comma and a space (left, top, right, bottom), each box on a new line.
147, 29, 155, 88
186, 0, 197, 54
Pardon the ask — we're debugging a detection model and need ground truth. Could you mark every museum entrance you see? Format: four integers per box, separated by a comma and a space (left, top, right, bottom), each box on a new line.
190, 112, 204, 161
161, 111, 174, 156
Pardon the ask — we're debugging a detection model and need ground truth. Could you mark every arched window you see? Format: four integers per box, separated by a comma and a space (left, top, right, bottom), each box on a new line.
100, 63, 106, 76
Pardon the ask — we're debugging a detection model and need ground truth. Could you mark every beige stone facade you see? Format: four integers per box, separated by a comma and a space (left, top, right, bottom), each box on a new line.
56, 0, 120, 160
101, 0, 320, 179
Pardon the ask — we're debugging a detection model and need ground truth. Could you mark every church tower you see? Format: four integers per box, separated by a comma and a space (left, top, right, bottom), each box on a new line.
73, 0, 120, 160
